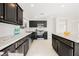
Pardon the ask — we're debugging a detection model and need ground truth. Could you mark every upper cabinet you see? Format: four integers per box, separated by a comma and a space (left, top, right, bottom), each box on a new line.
17, 4, 23, 25
5, 3, 17, 24
0, 3, 23, 25
0, 3, 4, 20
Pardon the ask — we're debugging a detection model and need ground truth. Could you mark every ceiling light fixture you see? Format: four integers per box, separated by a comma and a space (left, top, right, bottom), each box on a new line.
61, 5, 65, 7
30, 4, 34, 7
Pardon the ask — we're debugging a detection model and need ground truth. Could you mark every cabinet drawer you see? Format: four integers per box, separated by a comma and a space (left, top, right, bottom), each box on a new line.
58, 42, 73, 56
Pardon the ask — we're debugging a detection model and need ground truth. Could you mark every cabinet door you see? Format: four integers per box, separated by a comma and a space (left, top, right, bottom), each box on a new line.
15, 44, 24, 56
17, 5, 23, 25
16, 40, 29, 56
0, 3, 4, 20
24, 39, 29, 56
74, 43, 79, 56
8, 44, 16, 53
5, 3, 17, 24
43, 32, 47, 39
15, 37, 29, 56
57, 40, 61, 55
52, 37, 58, 52
58, 42, 73, 56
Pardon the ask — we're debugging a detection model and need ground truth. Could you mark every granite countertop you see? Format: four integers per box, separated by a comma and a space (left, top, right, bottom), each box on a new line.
55, 33, 79, 43
0, 32, 31, 51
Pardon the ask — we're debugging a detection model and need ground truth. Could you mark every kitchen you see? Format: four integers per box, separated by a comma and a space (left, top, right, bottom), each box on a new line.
0, 3, 79, 56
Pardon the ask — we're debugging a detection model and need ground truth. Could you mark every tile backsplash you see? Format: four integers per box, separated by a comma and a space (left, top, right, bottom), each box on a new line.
0, 22, 20, 37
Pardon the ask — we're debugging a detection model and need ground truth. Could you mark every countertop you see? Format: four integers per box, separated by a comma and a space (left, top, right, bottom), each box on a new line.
0, 32, 31, 51
54, 33, 79, 43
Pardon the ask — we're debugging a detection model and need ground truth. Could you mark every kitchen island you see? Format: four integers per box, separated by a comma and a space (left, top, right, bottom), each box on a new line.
52, 33, 79, 56
0, 32, 32, 56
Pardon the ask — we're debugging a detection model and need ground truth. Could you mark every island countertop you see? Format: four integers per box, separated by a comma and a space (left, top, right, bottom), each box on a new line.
53, 33, 79, 43
0, 32, 31, 51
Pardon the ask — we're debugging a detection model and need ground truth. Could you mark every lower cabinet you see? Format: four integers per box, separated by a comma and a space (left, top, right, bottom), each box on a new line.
15, 38, 29, 56
52, 38, 58, 52
0, 35, 30, 56
8, 44, 16, 53
30, 32, 47, 40
57, 41, 73, 56
52, 34, 74, 56
24, 39, 29, 56
15, 44, 23, 55
74, 43, 79, 56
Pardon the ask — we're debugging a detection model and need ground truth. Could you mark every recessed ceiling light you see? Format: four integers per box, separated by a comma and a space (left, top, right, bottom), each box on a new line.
30, 4, 34, 7
61, 5, 65, 7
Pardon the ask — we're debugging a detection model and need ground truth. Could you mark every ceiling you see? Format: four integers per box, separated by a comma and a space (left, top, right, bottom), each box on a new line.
19, 3, 79, 19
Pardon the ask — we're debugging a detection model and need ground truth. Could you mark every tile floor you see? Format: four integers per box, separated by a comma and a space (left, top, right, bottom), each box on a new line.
26, 40, 58, 56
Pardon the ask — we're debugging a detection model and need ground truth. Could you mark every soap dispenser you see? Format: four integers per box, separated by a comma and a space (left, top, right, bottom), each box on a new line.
14, 26, 20, 35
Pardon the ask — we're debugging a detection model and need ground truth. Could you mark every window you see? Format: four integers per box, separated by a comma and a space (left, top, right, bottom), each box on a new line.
56, 18, 67, 33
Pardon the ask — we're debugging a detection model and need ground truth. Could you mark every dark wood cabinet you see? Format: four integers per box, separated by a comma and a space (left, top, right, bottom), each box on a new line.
15, 37, 29, 56
52, 38, 58, 52
17, 4, 23, 25
8, 44, 16, 53
4, 3, 17, 24
29, 21, 47, 27
52, 34, 74, 56
30, 32, 47, 40
23, 39, 29, 56
0, 3, 23, 25
57, 41, 73, 56
0, 3, 4, 20
74, 43, 79, 56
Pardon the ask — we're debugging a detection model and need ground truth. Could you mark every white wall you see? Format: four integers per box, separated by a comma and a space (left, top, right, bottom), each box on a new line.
47, 17, 56, 39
